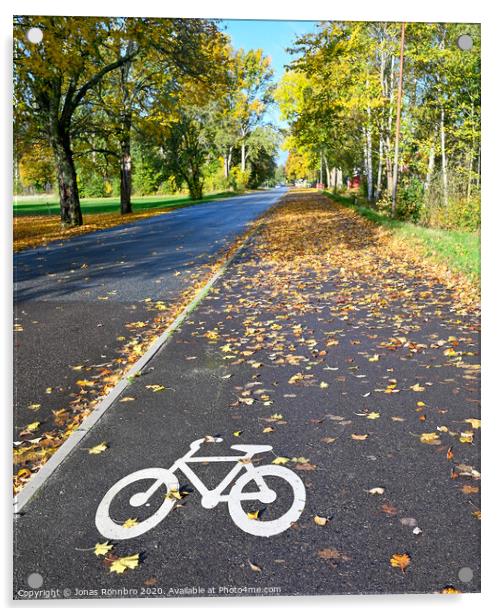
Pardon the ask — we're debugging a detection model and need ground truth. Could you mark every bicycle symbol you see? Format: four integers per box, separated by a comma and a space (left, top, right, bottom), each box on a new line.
95, 437, 306, 539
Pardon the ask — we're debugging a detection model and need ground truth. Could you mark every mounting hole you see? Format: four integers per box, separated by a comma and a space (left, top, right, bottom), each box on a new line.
27, 572, 43, 589
457, 34, 473, 51
26, 28, 43, 44
458, 567, 474, 583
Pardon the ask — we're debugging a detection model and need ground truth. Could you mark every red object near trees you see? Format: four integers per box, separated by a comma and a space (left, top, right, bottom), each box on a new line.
348, 175, 361, 189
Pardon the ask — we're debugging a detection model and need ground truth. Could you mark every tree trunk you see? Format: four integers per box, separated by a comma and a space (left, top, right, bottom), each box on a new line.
391, 23, 405, 217
476, 144, 481, 187
241, 142, 246, 172
51, 127, 82, 227
440, 106, 448, 208
424, 129, 437, 193
467, 149, 474, 201
366, 73, 374, 202
366, 121, 373, 201
324, 154, 331, 189
119, 113, 133, 214
375, 137, 384, 200
385, 55, 395, 191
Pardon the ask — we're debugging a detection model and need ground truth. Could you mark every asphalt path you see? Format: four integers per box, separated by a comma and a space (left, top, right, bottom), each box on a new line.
14, 189, 286, 443
14, 193, 480, 599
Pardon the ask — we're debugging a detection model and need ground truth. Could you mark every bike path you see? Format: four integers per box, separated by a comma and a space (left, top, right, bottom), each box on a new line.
14, 189, 286, 450
14, 196, 480, 598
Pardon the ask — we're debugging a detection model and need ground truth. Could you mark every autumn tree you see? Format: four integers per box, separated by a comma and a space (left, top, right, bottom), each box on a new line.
231, 49, 275, 172
14, 16, 143, 226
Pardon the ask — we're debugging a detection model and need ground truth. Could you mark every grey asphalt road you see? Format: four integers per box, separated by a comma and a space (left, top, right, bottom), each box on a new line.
14, 189, 286, 443
13, 193, 480, 599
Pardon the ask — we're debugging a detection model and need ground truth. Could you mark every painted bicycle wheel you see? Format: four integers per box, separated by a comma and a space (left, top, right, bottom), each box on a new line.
228, 465, 306, 537
95, 468, 179, 540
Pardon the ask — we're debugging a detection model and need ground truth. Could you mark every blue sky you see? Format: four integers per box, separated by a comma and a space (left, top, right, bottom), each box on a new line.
220, 19, 319, 165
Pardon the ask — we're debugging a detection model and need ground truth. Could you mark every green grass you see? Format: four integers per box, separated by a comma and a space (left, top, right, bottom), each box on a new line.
323, 191, 480, 281
13, 191, 239, 217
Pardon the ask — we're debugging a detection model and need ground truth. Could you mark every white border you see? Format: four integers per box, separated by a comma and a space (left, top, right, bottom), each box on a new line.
3, 0, 501, 612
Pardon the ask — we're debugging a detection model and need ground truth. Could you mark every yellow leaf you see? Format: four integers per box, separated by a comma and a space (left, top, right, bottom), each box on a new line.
368, 354, 380, 362
76, 379, 95, 388
319, 381, 329, 389
109, 554, 140, 574
459, 431, 474, 444
120, 397, 135, 402
165, 489, 182, 501
410, 383, 425, 392
25, 422, 40, 432
233, 430, 243, 437
122, 518, 138, 528
88, 442, 108, 455
272, 457, 290, 465
27, 403, 41, 411
94, 542, 113, 557
146, 384, 165, 393
314, 515, 329, 526
465, 418, 481, 429
247, 510, 260, 520
263, 427, 274, 433
366, 412, 380, 420
351, 434, 368, 441
390, 553, 411, 572
420, 432, 440, 444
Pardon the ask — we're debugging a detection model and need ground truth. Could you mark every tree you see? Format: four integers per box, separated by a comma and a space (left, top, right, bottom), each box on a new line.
232, 49, 275, 172
73, 18, 228, 214
14, 16, 141, 226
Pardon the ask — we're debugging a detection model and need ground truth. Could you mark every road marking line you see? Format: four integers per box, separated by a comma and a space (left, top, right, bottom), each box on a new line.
13, 220, 269, 514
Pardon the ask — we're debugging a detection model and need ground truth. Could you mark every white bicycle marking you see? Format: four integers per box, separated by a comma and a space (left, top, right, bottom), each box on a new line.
95, 437, 306, 539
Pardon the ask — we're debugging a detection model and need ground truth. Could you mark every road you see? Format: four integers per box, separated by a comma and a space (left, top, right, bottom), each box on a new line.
14, 191, 480, 599
14, 188, 286, 443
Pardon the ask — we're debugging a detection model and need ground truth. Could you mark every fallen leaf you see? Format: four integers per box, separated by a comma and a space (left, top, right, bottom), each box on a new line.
88, 442, 108, 455
248, 560, 262, 572
272, 457, 290, 465
390, 553, 411, 572
146, 384, 165, 393
465, 418, 481, 429
122, 518, 138, 528
410, 384, 425, 392
109, 554, 140, 574
94, 542, 113, 557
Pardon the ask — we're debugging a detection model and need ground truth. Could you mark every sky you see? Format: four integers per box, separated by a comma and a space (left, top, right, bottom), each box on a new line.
220, 19, 319, 166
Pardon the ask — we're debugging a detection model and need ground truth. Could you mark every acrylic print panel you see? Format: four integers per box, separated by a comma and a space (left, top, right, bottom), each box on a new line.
13, 16, 480, 600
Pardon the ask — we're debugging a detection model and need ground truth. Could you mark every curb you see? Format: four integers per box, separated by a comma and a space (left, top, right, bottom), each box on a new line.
13, 225, 262, 514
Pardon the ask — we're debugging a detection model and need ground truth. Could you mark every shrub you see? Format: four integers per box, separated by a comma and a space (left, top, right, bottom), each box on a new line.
397, 177, 424, 223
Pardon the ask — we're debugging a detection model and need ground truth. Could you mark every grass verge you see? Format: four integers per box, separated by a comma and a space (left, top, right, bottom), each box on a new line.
13, 191, 241, 252
323, 191, 480, 282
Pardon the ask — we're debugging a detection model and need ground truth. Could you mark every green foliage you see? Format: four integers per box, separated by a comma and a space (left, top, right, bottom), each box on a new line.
279, 21, 480, 231
14, 16, 277, 220
397, 177, 425, 223
230, 167, 250, 191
